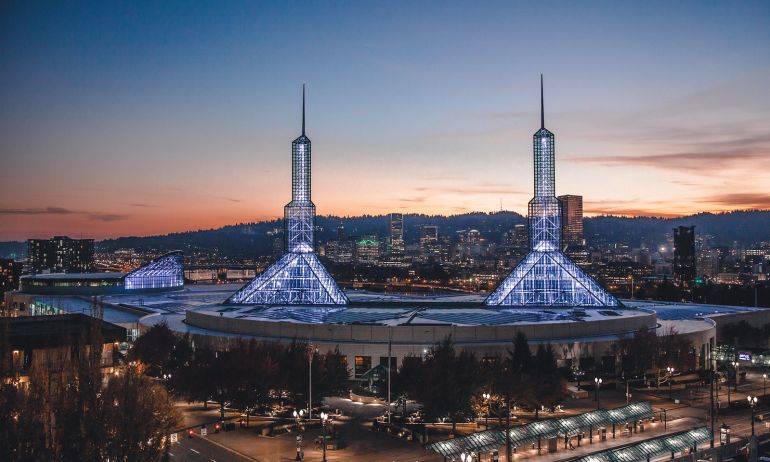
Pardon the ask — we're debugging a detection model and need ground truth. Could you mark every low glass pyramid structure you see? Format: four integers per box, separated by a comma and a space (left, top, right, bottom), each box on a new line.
228, 86, 347, 305
124, 251, 184, 291
486, 250, 619, 306
227, 252, 347, 305
486, 76, 619, 308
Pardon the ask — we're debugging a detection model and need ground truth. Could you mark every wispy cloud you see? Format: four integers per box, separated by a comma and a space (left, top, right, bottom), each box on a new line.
414, 182, 525, 196
696, 193, 770, 209
0, 207, 78, 215
89, 213, 130, 222
129, 202, 157, 208
584, 199, 684, 218
0, 207, 130, 222
568, 150, 766, 173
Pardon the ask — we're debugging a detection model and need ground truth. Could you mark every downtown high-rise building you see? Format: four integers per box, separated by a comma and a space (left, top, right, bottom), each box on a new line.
558, 194, 584, 247
27, 236, 95, 274
696, 248, 720, 278
419, 225, 441, 262
389, 213, 405, 260
674, 226, 696, 289
354, 235, 380, 264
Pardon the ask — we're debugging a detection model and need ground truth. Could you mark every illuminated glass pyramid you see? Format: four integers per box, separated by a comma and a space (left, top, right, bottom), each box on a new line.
486, 77, 619, 307
228, 86, 347, 305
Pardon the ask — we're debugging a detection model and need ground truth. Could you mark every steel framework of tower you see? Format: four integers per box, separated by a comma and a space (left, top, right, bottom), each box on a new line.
486, 76, 619, 307
228, 86, 347, 305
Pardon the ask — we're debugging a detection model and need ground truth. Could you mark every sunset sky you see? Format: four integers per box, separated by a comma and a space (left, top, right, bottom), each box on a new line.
1, 1, 769, 240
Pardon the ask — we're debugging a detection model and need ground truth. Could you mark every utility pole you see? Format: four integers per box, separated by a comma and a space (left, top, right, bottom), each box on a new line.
505, 393, 511, 462
709, 343, 715, 448
308, 342, 313, 420
387, 327, 392, 425
626, 379, 631, 406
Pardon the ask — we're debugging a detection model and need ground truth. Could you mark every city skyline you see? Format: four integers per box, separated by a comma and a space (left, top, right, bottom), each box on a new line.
2, 1, 770, 240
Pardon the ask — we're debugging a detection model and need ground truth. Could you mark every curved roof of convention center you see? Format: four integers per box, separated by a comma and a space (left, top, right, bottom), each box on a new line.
27, 284, 768, 330
621, 299, 767, 320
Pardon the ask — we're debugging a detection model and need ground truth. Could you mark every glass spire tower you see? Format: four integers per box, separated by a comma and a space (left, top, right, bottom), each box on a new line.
486, 76, 619, 307
228, 86, 347, 305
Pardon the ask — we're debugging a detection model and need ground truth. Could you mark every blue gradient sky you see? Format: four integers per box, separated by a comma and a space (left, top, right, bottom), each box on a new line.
1, 1, 769, 239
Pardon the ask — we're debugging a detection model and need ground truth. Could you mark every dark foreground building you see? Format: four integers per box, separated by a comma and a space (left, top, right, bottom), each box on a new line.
1, 313, 126, 388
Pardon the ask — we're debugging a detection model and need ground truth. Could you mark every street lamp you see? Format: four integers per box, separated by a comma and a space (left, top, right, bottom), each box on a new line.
748, 395, 758, 437
731, 361, 739, 392
763, 373, 767, 400
320, 411, 329, 462
482, 393, 491, 429
293, 409, 305, 461
575, 369, 585, 395
308, 345, 318, 420
666, 367, 675, 400
594, 378, 603, 410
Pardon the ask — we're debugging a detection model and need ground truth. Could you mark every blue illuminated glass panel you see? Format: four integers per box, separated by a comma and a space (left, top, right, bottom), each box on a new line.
124, 252, 184, 291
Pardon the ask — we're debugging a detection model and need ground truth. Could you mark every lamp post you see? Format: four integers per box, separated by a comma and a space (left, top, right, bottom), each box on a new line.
594, 378, 602, 410
293, 409, 305, 460
320, 411, 329, 462
482, 393, 491, 429
731, 361, 739, 392
763, 373, 767, 400
667, 367, 675, 400
748, 395, 758, 437
575, 369, 584, 396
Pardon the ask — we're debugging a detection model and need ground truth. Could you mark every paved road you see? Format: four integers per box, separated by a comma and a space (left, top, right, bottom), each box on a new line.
169, 432, 255, 462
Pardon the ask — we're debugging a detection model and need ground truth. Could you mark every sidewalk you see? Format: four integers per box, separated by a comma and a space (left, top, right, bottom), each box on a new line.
205, 418, 441, 462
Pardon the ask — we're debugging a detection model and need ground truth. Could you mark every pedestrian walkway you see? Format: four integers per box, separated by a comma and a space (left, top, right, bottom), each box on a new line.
426, 402, 656, 459
496, 417, 702, 462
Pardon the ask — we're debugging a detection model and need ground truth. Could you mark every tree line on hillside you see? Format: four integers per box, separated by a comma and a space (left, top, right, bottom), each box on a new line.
84, 210, 770, 258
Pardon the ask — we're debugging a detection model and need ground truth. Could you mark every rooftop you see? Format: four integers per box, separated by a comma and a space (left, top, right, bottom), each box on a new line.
2, 313, 126, 349
22, 272, 126, 280
20, 284, 770, 332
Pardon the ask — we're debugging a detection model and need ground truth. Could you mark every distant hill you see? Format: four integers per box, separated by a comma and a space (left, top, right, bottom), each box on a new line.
2, 210, 769, 259
584, 210, 770, 247
97, 212, 528, 258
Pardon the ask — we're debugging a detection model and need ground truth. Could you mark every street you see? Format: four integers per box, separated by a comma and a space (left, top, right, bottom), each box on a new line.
169, 433, 255, 462
162, 370, 770, 462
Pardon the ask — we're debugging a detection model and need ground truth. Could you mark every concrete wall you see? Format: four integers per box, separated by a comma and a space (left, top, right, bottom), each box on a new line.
184, 309, 664, 366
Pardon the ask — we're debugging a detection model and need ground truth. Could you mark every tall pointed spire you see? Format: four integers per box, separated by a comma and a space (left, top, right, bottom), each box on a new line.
302, 83, 306, 135
540, 74, 544, 129
485, 75, 619, 308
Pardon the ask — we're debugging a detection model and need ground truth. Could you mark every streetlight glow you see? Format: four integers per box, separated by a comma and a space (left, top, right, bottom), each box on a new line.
594, 377, 602, 410
748, 395, 758, 437
320, 411, 329, 462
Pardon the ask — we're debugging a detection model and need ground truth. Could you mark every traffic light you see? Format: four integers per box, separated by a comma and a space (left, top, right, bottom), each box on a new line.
188, 429, 194, 439
215, 423, 221, 434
